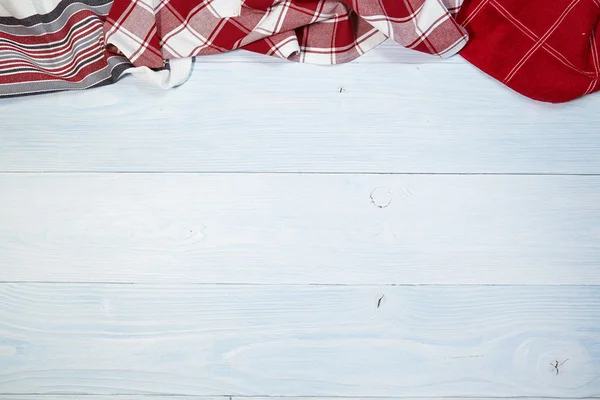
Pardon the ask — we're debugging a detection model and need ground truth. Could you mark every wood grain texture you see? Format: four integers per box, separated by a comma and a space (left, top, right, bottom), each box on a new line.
1, 173, 599, 284
0, 398, 593, 400
3, 43, 600, 400
1, 397, 597, 400
2, 62, 600, 174
0, 284, 599, 397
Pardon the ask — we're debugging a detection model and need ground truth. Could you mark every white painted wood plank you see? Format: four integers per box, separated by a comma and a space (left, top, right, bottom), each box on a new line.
2, 62, 600, 174
1, 397, 572, 400
0, 284, 599, 397
1, 173, 599, 284
6, 397, 593, 400
194, 40, 460, 63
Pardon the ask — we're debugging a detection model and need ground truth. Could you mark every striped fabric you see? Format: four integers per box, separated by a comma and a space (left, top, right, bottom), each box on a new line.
0, 0, 132, 97
1, 0, 469, 97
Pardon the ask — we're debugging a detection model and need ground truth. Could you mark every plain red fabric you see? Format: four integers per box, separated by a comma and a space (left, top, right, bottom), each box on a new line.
457, 0, 600, 103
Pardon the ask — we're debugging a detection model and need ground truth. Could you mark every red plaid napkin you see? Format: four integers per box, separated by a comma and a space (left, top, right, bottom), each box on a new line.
457, 0, 600, 103
104, 0, 469, 69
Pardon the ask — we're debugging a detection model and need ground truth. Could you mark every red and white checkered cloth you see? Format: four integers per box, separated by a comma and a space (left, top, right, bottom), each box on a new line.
104, 0, 469, 69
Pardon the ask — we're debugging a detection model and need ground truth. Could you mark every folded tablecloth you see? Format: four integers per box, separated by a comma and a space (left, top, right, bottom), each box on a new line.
457, 0, 600, 103
1, 0, 468, 97
0, 0, 132, 97
105, 0, 469, 68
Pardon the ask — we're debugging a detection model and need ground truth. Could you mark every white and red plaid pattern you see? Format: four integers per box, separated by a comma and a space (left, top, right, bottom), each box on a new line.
104, 0, 469, 68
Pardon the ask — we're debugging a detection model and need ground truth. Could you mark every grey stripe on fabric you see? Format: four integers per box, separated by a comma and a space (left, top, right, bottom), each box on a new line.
0, 50, 105, 78
0, 55, 132, 98
0, 3, 111, 36
0, 0, 112, 27
0, 22, 103, 68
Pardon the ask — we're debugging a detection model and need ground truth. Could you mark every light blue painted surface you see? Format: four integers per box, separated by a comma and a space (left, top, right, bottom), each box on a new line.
0, 285, 599, 397
0, 44, 599, 399
2, 55, 600, 174
1, 174, 600, 284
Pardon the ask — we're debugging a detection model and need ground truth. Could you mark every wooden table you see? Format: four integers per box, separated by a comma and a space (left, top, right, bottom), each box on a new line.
1, 42, 599, 400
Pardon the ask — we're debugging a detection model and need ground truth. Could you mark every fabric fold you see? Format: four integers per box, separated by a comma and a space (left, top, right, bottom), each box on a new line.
104, 0, 469, 69
0, 0, 132, 97
457, 0, 600, 103
1, 0, 468, 96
